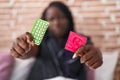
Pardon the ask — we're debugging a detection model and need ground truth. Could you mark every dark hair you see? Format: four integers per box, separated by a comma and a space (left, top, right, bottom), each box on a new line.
41, 1, 74, 31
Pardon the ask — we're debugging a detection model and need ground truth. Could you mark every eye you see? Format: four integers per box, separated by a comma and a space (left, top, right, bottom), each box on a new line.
47, 17, 54, 22
59, 15, 66, 19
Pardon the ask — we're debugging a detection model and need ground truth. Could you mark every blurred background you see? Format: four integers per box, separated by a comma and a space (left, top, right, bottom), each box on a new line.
0, 0, 120, 52
0, 0, 120, 80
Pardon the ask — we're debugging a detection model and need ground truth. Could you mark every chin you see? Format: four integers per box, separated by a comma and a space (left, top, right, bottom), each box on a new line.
50, 31, 67, 38
55, 33, 67, 38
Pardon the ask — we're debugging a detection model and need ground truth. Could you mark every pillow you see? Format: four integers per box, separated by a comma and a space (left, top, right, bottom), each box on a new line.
9, 57, 35, 80
0, 53, 14, 80
95, 51, 119, 80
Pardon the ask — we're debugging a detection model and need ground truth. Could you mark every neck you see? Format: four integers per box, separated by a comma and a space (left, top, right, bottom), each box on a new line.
56, 38, 63, 42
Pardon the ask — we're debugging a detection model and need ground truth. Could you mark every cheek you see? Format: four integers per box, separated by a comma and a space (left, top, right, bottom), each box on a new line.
61, 19, 69, 26
48, 25, 55, 32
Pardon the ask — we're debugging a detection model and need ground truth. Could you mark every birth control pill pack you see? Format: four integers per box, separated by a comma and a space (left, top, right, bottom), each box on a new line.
30, 18, 49, 45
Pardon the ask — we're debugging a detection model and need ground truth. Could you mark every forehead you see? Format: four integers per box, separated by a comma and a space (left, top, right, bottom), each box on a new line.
46, 6, 65, 18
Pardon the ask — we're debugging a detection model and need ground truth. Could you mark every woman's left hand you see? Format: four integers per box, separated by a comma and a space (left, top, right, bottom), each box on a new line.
73, 45, 103, 69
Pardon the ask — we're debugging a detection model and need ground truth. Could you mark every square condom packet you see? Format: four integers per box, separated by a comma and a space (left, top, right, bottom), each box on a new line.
65, 31, 87, 53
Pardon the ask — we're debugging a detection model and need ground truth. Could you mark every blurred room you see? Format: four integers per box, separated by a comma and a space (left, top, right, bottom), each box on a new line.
0, 0, 120, 80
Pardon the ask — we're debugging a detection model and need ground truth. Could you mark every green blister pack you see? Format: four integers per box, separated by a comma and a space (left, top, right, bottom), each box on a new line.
30, 18, 49, 45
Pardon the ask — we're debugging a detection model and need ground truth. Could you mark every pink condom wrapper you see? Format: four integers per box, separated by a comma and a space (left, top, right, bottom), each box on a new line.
65, 31, 87, 53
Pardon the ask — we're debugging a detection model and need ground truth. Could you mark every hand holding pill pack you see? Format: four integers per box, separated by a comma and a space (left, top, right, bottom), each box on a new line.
30, 18, 49, 45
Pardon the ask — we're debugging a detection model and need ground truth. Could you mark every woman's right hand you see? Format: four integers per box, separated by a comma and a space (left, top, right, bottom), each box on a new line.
10, 32, 39, 59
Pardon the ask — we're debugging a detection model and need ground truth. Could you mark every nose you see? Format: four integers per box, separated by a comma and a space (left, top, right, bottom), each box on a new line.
53, 19, 60, 26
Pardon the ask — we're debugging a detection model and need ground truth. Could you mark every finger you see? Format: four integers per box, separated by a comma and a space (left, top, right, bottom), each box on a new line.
16, 37, 29, 50
19, 32, 32, 43
85, 54, 99, 67
73, 45, 93, 59
90, 60, 103, 69
10, 48, 21, 58
72, 53, 78, 59
25, 32, 33, 42
73, 46, 85, 59
97, 48, 103, 59
80, 47, 97, 63
26, 37, 34, 46
13, 42, 25, 55
22, 44, 32, 56
74, 46, 85, 55
25, 32, 34, 46
20, 49, 33, 59
83, 45, 93, 53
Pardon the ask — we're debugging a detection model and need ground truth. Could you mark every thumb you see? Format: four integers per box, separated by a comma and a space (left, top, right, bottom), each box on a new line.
72, 46, 85, 59
25, 32, 34, 46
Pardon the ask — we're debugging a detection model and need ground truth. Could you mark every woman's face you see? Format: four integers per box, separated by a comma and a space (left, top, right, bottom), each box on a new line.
46, 6, 69, 38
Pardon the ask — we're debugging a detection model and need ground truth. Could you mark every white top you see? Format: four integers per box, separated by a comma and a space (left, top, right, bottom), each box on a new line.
9, 57, 35, 80
95, 51, 119, 80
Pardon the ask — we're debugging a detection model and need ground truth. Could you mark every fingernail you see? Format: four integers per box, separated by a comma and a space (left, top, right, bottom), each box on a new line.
31, 41, 34, 46
27, 38, 30, 43
72, 54, 77, 59
81, 60, 84, 63
26, 36, 29, 41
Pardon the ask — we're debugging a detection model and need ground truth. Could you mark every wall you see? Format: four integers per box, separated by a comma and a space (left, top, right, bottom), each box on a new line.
0, 0, 120, 52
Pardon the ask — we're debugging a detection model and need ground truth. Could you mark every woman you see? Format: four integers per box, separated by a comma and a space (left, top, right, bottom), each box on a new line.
10, 1, 103, 80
